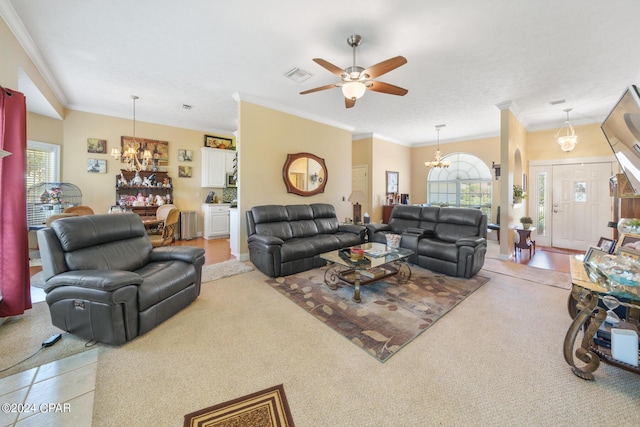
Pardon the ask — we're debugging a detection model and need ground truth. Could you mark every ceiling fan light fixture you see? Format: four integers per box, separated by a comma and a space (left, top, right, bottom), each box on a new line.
342, 81, 366, 100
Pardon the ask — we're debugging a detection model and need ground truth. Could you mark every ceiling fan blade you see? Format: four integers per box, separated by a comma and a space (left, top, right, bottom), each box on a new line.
362, 56, 407, 79
345, 97, 356, 108
313, 58, 347, 78
367, 81, 408, 96
300, 83, 340, 95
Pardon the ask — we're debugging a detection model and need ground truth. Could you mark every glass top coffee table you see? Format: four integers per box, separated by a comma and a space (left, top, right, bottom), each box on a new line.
319, 242, 413, 303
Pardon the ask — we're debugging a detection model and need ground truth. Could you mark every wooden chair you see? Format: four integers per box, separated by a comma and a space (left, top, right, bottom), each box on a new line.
148, 204, 176, 235
63, 205, 94, 215
149, 208, 180, 247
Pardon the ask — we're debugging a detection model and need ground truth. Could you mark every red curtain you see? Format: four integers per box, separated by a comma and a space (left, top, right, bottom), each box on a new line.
0, 87, 31, 317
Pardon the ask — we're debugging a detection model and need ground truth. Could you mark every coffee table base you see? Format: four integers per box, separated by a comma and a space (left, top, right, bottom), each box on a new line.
323, 260, 411, 303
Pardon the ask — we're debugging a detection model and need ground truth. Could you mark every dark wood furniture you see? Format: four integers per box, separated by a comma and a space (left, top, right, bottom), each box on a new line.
115, 170, 173, 216
382, 205, 395, 224
514, 227, 535, 257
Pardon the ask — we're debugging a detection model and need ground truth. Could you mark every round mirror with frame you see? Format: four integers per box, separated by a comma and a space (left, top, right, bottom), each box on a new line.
282, 152, 328, 196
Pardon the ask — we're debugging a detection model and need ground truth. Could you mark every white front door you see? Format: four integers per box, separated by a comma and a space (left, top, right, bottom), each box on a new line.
352, 165, 369, 214
551, 162, 614, 251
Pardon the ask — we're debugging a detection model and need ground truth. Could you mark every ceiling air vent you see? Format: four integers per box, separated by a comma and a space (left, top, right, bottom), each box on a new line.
284, 67, 312, 83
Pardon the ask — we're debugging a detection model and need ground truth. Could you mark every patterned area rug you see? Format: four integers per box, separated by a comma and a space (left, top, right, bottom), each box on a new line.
266, 266, 489, 362
183, 384, 295, 427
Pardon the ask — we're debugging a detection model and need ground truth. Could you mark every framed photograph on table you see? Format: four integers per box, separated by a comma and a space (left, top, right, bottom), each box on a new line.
386, 171, 399, 194
596, 237, 616, 253
616, 233, 640, 252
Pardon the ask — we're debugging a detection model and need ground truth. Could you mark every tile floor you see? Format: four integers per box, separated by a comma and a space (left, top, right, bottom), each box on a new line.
0, 348, 97, 426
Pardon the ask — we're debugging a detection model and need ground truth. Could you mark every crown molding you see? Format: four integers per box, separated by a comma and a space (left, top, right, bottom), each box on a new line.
0, 0, 68, 106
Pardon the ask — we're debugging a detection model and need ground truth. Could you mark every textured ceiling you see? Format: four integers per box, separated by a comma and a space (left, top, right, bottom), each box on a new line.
3, 0, 640, 146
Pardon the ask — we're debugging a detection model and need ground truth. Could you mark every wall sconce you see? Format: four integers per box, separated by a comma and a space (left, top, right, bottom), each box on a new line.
492, 162, 501, 180
310, 173, 318, 183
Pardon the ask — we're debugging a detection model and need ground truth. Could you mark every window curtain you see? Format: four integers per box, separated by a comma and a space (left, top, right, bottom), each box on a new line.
0, 86, 31, 317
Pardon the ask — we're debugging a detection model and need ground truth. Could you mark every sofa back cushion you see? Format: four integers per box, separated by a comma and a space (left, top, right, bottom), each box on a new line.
388, 206, 422, 233
286, 205, 319, 238
249, 205, 293, 241
435, 208, 487, 242
418, 206, 440, 232
49, 214, 152, 271
311, 203, 340, 234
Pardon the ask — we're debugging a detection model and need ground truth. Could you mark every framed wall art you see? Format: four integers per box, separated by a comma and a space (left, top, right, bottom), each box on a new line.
386, 171, 399, 194
204, 134, 234, 150
178, 149, 193, 162
178, 166, 192, 178
87, 158, 107, 173
87, 138, 107, 154
120, 136, 169, 168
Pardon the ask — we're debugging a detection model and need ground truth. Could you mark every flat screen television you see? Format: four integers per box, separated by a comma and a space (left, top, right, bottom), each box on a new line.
601, 85, 640, 194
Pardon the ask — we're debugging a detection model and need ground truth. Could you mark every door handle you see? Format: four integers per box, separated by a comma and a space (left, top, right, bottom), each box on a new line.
553, 209, 561, 213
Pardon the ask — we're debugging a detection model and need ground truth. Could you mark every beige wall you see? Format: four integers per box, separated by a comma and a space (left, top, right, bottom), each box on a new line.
527, 122, 612, 161
238, 101, 353, 254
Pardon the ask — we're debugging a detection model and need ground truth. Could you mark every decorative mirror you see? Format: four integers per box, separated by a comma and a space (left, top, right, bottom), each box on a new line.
282, 152, 328, 196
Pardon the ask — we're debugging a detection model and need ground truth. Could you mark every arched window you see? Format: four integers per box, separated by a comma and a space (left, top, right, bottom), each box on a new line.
427, 153, 493, 218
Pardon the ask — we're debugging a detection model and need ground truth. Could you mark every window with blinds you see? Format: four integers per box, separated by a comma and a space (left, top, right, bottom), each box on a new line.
26, 141, 60, 226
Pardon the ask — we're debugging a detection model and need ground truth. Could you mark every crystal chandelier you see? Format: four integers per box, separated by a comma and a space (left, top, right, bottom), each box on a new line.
425, 125, 451, 168
111, 95, 152, 172
555, 108, 578, 152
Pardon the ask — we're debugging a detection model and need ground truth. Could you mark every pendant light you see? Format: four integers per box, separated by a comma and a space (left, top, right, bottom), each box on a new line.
425, 125, 451, 168
555, 108, 578, 152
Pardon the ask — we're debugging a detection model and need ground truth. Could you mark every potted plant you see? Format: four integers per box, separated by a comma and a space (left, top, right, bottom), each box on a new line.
520, 216, 533, 229
513, 184, 526, 203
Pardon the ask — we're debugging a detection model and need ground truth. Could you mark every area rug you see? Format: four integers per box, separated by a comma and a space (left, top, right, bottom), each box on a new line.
481, 257, 571, 290
183, 384, 295, 427
201, 259, 254, 283
266, 266, 489, 362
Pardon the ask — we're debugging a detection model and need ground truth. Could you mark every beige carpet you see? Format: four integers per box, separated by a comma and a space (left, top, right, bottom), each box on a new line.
481, 257, 572, 289
92, 268, 640, 426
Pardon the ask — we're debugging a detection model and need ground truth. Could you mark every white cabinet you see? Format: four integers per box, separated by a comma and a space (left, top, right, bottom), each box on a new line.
202, 204, 230, 239
201, 147, 226, 187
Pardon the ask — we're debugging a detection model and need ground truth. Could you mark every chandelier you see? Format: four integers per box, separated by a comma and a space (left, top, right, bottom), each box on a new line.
555, 108, 578, 152
111, 95, 152, 172
424, 125, 451, 168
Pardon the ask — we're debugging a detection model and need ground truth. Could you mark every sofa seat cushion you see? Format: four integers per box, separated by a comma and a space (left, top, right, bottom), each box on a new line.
281, 235, 340, 263
136, 260, 196, 311
333, 232, 364, 248
418, 238, 459, 263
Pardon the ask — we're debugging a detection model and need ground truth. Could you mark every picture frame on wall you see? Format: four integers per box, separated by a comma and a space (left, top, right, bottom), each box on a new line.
120, 136, 169, 168
87, 138, 107, 154
178, 165, 192, 178
204, 134, 234, 150
87, 158, 107, 173
178, 149, 192, 162
386, 171, 399, 194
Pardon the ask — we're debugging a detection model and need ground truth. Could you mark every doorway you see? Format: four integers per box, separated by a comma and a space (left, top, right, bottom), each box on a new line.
352, 165, 369, 215
529, 158, 615, 251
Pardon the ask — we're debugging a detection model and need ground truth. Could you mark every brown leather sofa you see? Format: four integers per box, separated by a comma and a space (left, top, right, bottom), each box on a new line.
37, 213, 205, 345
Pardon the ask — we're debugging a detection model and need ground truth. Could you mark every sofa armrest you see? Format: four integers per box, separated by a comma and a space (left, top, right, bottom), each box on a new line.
366, 223, 392, 233
248, 234, 284, 246
456, 236, 486, 247
149, 246, 205, 264
338, 224, 366, 235
44, 270, 143, 293
404, 227, 434, 237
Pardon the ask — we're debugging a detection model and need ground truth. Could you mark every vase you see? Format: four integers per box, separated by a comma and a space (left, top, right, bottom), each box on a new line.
617, 218, 640, 235
522, 223, 530, 229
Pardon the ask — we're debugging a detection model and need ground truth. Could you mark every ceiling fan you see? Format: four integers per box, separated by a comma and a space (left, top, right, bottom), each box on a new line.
300, 34, 408, 108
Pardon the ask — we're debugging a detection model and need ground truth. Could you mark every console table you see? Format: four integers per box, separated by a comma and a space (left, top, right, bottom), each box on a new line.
564, 256, 640, 380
